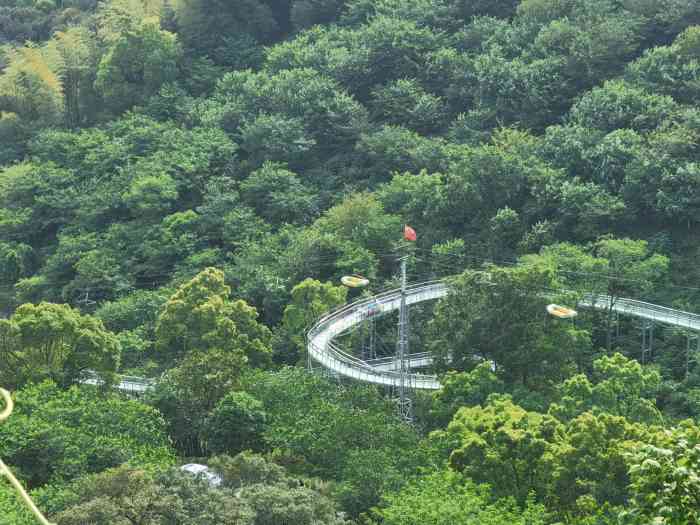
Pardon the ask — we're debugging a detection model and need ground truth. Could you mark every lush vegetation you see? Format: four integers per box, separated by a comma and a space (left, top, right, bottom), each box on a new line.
2, 0, 700, 523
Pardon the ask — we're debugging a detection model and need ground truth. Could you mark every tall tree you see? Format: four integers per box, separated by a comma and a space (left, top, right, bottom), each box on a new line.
592, 238, 669, 350
0, 302, 120, 389
155, 267, 271, 366
281, 278, 347, 363
95, 17, 181, 115
375, 469, 547, 525
429, 263, 588, 390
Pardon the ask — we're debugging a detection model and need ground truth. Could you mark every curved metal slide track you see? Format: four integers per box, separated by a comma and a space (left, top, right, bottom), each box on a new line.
104, 280, 700, 393
306, 281, 700, 391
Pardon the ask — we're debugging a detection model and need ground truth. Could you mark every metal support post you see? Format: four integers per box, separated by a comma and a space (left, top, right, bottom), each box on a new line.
687, 334, 699, 379
307, 336, 312, 372
641, 322, 654, 364
396, 256, 412, 423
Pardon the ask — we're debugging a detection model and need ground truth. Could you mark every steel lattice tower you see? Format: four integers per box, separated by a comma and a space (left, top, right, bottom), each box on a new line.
396, 256, 412, 423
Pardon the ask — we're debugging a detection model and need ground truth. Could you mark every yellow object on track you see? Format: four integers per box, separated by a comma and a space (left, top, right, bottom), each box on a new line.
341, 275, 370, 288
547, 304, 578, 319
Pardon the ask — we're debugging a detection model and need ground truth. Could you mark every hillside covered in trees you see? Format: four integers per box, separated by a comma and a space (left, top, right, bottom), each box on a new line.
2, 0, 700, 523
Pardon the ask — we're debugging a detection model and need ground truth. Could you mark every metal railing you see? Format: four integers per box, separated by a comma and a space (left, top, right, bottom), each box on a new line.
307, 280, 700, 391
581, 294, 700, 330
307, 281, 447, 390
82, 371, 155, 395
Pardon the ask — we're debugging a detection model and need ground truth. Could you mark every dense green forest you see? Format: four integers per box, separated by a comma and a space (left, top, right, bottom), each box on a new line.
2, 0, 700, 523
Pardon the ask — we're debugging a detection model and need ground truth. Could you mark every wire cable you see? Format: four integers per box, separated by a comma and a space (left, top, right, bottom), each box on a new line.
0, 388, 55, 525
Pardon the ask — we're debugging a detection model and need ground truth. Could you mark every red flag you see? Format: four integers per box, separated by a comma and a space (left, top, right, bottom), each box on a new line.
403, 225, 417, 242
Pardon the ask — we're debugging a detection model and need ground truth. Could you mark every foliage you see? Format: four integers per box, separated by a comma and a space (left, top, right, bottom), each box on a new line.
0, 382, 174, 488
240, 162, 316, 225
429, 263, 587, 391
0, 43, 64, 127
375, 469, 547, 525
281, 278, 347, 362
212, 452, 352, 525
429, 362, 505, 428
244, 367, 423, 516
1, 1, 700, 522
444, 396, 555, 504
550, 353, 663, 424
624, 429, 700, 525
443, 396, 636, 517
96, 17, 182, 115
0, 302, 120, 390
203, 391, 267, 455
48, 466, 252, 524
155, 267, 271, 366
148, 268, 272, 455
45, 453, 351, 524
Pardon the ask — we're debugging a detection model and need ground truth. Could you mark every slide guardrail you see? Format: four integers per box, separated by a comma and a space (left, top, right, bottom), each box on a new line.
308, 281, 700, 390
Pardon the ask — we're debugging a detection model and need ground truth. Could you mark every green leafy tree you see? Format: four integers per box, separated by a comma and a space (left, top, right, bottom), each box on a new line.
203, 391, 267, 455
95, 17, 181, 115
592, 238, 669, 349
530, 7, 644, 90
210, 452, 288, 489
238, 114, 316, 171
173, 0, 278, 61
353, 125, 452, 184
0, 381, 174, 488
245, 367, 421, 516
429, 362, 505, 428
550, 353, 662, 424
265, 16, 444, 100
239, 482, 349, 525
281, 278, 347, 362
0, 302, 120, 389
377, 170, 448, 244
147, 354, 247, 457
375, 469, 547, 525
429, 263, 587, 390
627, 26, 700, 105
0, 43, 64, 127
0, 162, 81, 252
444, 396, 555, 504
437, 130, 547, 239
0, 240, 32, 286
123, 173, 179, 217
540, 412, 644, 516
0, 482, 32, 524
51, 27, 99, 127
568, 79, 677, 134
441, 395, 655, 517
50, 466, 252, 524
47, 453, 350, 524
370, 78, 447, 134
155, 267, 271, 366
290, 0, 345, 31
197, 68, 367, 166
211, 452, 351, 525
550, 178, 626, 241
150, 270, 271, 455
240, 162, 316, 226
0, 5, 55, 45
624, 429, 700, 525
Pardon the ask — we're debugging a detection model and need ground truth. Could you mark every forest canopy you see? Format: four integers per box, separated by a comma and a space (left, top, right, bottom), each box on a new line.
2, 0, 700, 524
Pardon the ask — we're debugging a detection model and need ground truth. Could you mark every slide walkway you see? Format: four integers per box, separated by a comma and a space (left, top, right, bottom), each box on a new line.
306, 281, 700, 390
105, 279, 700, 393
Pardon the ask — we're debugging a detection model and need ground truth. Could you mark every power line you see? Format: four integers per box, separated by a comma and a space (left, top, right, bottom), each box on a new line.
411, 247, 700, 294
